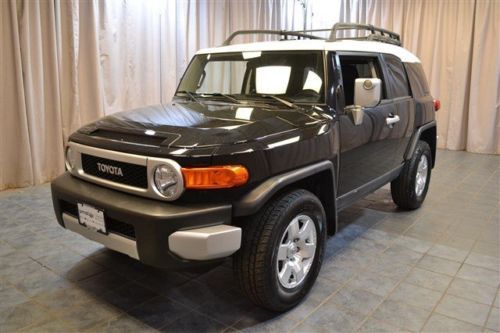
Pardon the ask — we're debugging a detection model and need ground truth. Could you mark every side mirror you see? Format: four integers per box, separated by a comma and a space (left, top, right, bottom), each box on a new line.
354, 78, 381, 107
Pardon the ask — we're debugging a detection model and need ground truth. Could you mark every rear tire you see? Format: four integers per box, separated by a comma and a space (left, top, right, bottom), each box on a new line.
391, 140, 432, 210
233, 189, 326, 312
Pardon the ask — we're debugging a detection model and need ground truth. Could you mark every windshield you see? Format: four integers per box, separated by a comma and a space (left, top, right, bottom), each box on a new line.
176, 51, 325, 104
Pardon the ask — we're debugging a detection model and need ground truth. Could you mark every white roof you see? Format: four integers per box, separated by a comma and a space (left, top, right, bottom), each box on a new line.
197, 39, 420, 63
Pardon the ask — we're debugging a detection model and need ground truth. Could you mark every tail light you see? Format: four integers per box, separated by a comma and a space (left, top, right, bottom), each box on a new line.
181, 165, 249, 189
433, 99, 441, 111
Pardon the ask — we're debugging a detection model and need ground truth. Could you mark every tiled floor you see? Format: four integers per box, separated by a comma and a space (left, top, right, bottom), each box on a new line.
0, 149, 499, 332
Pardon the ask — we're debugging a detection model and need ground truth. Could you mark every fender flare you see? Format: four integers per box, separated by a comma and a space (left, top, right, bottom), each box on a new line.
404, 120, 437, 165
233, 160, 336, 219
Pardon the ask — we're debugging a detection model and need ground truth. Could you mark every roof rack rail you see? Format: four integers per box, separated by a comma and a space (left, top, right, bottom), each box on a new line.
222, 29, 325, 46
221, 23, 401, 47
328, 23, 401, 46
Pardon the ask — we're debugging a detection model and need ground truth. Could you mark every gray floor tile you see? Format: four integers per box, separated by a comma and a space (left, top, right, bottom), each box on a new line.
304, 277, 343, 302
486, 307, 500, 332
127, 296, 190, 329
303, 302, 367, 333
382, 245, 423, 265
495, 292, 500, 308
465, 252, 500, 271
100, 282, 157, 312
404, 267, 452, 292
57, 302, 122, 331
321, 261, 360, 282
372, 299, 430, 332
456, 264, 500, 287
388, 282, 442, 311
486, 307, 500, 331
20, 318, 75, 333
427, 244, 469, 262
161, 311, 227, 333
435, 294, 490, 326
328, 285, 384, 315
347, 272, 399, 297
357, 317, 411, 333
93, 314, 157, 332
422, 313, 482, 332
0, 301, 51, 332
437, 234, 476, 251
12, 267, 64, 297
393, 235, 433, 253
472, 241, 500, 258
0, 150, 498, 332
0, 287, 29, 310
447, 278, 498, 305
34, 285, 98, 311
366, 257, 413, 281
417, 254, 462, 276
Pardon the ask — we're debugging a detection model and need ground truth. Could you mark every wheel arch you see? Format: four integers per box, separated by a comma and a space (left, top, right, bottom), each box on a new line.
233, 160, 338, 235
405, 121, 436, 167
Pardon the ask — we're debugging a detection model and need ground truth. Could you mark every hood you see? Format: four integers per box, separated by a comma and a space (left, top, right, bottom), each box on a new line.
79, 100, 327, 149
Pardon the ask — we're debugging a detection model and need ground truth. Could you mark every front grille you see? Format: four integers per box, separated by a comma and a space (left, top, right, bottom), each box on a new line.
60, 200, 136, 240
81, 154, 148, 189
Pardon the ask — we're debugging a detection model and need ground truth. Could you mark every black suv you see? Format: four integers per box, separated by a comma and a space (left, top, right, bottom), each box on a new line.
51, 23, 438, 311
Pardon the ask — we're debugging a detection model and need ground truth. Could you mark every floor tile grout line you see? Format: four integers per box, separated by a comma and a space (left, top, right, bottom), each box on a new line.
482, 286, 500, 332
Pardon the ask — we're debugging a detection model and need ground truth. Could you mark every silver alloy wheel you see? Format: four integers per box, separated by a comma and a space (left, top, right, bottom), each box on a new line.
415, 154, 429, 196
276, 214, 317, 289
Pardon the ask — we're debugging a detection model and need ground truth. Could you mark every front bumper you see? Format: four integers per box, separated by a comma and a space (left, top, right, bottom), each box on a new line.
51, 172, 240, 269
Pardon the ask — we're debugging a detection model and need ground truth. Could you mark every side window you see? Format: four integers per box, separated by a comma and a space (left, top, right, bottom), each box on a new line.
339, 55, 385, 106
405, 62, 430, 98
383, 54, 411, 98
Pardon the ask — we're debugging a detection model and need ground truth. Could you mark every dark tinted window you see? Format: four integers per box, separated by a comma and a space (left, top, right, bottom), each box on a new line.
177, 51, 325, 104
383, 54, 410, 98
339, 56, 385, 106
405, 62, 430, 98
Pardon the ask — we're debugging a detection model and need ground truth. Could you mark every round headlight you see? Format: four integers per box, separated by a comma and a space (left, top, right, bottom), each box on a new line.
153, 163, 183, 200
65, 146, 76, 171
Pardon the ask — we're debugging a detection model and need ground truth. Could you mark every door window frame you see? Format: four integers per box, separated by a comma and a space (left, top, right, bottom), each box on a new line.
333, 51, 391, 114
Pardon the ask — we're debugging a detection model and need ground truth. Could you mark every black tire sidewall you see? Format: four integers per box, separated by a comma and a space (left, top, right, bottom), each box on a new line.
265, 191, 326, 308
408, 142, 432, 206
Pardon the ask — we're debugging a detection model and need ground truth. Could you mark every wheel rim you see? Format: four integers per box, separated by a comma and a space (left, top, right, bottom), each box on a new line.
415, 154, 429, 196
276, 214, 317, 289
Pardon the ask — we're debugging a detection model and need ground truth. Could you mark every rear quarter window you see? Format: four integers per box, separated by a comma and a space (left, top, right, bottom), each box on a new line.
383, 54, 411, 98
404, 62, 430, 98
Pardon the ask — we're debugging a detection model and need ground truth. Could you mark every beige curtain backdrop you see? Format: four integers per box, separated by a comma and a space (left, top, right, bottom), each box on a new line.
328, 0, 500, 154
0, 0, 287, 190
1, 0, 499, 190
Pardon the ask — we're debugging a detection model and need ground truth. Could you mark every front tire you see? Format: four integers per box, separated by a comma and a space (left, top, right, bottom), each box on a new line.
391, 140, 432, 210
233, 189, 327, 312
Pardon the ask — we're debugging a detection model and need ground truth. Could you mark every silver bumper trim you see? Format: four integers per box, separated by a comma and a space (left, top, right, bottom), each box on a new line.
62, 213, 139, 259
168, 225, 241, 260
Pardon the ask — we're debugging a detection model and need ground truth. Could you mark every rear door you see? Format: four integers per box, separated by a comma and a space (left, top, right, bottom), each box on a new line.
335, 52, 401, 196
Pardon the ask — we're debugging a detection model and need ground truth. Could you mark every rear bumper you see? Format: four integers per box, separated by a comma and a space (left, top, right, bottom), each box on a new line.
51, 172, 240, 269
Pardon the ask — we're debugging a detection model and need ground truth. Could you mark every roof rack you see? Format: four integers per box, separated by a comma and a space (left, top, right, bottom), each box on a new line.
222, 23, 401, 47
222, 29, 325, 46
329, 23, 401, 46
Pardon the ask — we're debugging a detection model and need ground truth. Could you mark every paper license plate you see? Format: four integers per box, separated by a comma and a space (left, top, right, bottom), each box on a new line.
77, 203, 107, 234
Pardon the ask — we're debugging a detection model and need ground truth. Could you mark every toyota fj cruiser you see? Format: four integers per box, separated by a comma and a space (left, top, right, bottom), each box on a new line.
51, 23, 439, 311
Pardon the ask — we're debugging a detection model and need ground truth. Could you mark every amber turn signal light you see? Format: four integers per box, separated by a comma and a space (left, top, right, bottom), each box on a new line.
181, 165, 249, 189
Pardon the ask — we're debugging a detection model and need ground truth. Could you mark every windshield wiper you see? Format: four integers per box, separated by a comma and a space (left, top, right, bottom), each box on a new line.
200, 93, 241, 104
176, 90, 202, 104
260, 94, 298, 109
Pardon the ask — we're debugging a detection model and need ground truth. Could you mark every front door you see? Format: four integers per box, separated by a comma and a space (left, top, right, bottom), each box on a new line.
334, 53, 402, 198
